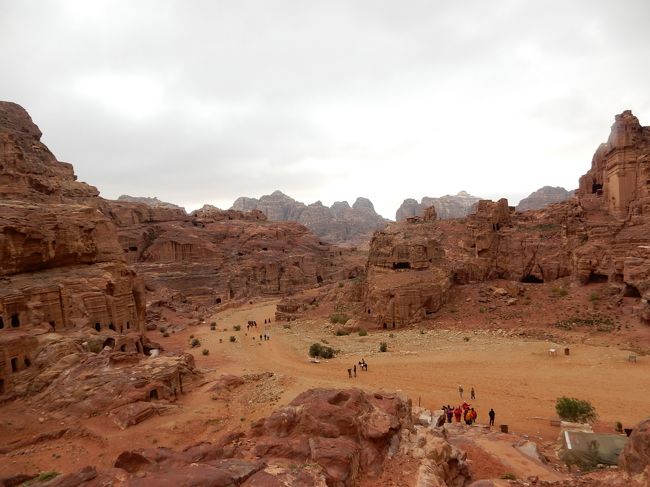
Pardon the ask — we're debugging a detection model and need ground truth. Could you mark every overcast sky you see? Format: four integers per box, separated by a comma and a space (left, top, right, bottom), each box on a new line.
1, 1, 649, 219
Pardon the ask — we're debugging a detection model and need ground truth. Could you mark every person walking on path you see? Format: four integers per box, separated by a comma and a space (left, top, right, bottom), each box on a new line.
470, 387, 476, 400
488, 408, 495, 427
347, 368, 352, 378
458, 385, 464, 399
353, 365, 357, 377
446, 406, 453, 423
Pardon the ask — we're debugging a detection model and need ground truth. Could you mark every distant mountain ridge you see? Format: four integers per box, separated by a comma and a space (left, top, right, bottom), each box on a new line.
231, 190, 388, 245
395, 191, 482, 221
516, 186, 575, 212
118, 195, 185, 211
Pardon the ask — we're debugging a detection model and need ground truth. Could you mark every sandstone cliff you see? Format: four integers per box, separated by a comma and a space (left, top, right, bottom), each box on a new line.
364, 111, 650, 327
0, 102, 146, 395
100, 198, 365, 309
395, 191, 482, 221
231, 190, 389, 245
516, 186, 575, 212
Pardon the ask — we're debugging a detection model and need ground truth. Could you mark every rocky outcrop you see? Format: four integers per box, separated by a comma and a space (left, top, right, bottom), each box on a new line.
117, 194, 185, 211
363, 111, 650, 326
0, 102, 146, 395
619, 418, 650, 475
34, 388, 470, 487
516, 186, 575, 212
232, 191, 388, 245
396, 191, 482, 221
100, 198, 364, 308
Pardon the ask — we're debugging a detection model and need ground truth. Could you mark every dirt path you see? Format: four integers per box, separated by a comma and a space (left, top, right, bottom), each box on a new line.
2, 298, 649, 478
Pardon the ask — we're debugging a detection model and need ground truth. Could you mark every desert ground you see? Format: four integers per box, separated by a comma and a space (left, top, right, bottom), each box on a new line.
2, 288, 648, 480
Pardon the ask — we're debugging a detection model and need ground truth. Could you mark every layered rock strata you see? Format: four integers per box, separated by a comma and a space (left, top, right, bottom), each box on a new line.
100, 199, 364, 308
364, 111, 650, 326
232, 190, 389, 245
0, 102, 146, 396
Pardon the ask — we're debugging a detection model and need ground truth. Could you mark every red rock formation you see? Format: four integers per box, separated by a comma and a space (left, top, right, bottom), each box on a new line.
32, 388, 470, 487
117, 194, 185, 211
619, 418, 650, 476
363, 111, 650, 326
100, 198, 364, 308
0, 102, 146, 394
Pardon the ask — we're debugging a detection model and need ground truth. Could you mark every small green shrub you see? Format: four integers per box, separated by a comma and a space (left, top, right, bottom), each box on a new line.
233, 324, 241, 331
463, 336, 470, 342
335, 329, 350, 336
358, 329, 368, 336
329, 313, 349, 325
190, 338, 201, 348
500, 473, 516, 480
229, 335, 236, 343
379, 342, 388, 352
190, 334, 195, 339
211, 321, 216, 326
589, 292, 600, 302
615, 421, 623, 433
553, 287, 569, 297
338, 282, 344, 288
163, 332, 170, 337
283, 324, 291, 329
202, 349, 209, 356
87, 340, 103, 353
159, 326, 166, 333
309, 343, 337, 359
389, 333, 394, 338
555, 396, 597, 423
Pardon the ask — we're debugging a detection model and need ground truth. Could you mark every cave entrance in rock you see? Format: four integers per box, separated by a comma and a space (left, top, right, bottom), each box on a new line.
94, 323, 101, 331
521, 275, 544, 283
588, 272, 608, 283
102, 337, 115, 349
24, 357, 31, 368
0, 379, 4, 395
591, 182, 603, 194
393, 262, 411, 270
215, 297, 222, 304
383, 323, 387, 329
126, 321, 130, 330
108, 323, 116, 331
11, 358, 18, 373
11, 313, 20, 328
149, 389, 159, 400
49, 320, 56, 331
0, 316, 4, 329
624, 284, 641, 298
120, 344, 126, 352
136, 341, 142, 354
316, 275, 323, 283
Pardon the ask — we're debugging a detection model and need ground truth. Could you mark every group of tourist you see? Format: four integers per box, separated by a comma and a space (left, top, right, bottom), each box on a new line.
442, 402, 496, 427
260, 332, 271, 341
347, 358, 368, 377
246, 320, 258, 330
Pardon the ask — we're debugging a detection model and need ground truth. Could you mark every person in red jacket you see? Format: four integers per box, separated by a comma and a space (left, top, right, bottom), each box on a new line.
454, 406, 462, 422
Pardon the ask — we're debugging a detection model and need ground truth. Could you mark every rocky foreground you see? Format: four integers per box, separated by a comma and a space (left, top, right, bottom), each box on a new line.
2, 388, 647, 487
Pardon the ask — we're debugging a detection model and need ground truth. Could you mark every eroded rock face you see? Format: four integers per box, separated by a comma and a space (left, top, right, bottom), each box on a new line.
516, 186, 575, 212
619, 418, 650, 475
364, 111, 650, 325
30, 388, 473, 487
232, 191, 388, 245
396, 191, 482, 221
100, 198, 364, 308
0, 102, 146, 394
